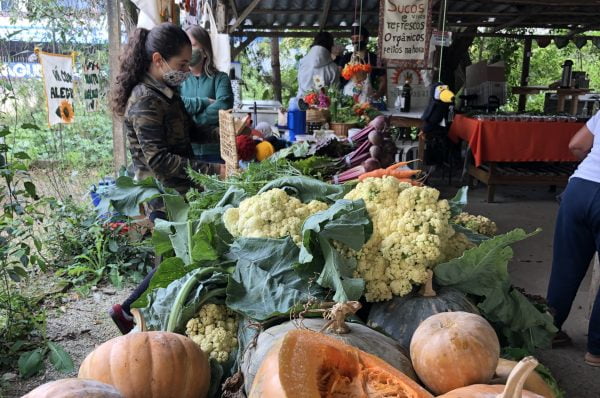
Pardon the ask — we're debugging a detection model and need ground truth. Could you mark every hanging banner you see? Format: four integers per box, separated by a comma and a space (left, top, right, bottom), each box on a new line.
37, 49, 75, 126
378, 0, 434, 67
83, 60, 100, 112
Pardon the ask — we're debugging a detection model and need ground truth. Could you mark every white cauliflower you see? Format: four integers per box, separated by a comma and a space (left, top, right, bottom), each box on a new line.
185, 303, 238, 363
343, 176, 457, 302
222, 188, 328, 244
452, 212, 498, 236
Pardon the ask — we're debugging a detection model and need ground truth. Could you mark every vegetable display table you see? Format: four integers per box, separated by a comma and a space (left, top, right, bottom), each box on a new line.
449, 114, 582, 202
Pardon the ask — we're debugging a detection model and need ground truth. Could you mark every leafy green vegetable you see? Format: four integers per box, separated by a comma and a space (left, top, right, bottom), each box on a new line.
96, 176, 168, 217
290, 156, 337, 179
140, 267, 229, 333
434, 228, 558, 351
299, 199, 372, 302
258, 176, 349, 203
449, 186, 469, 218
269, 141, 311, 161
451, 223, 491, 244
225, 237, 323, 321
131, 257, 186, 309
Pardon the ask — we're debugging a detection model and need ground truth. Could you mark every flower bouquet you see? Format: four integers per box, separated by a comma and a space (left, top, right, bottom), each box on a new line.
303, 87, 331, 123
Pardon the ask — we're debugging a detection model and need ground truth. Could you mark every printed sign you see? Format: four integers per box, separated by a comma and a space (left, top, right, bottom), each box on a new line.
378, 0, 433, 67
83, 60, 100, 112
0, 62, 42, 79
37, 50, 75, 126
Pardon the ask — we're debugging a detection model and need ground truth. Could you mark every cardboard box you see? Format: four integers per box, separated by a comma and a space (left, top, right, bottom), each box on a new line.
465, 61, 506, 88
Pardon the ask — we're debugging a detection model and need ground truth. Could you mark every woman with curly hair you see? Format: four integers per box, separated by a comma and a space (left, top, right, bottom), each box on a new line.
112, 22, 207, 197
109, 22, 207, 334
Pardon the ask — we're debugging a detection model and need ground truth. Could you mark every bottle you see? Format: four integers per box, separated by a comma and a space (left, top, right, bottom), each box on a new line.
400, 79, 411, 112
394, 86, 402, 112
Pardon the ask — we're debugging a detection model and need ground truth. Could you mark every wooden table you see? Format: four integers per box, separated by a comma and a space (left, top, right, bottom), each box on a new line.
449, 114, 582, 202
512, 86, 590, 114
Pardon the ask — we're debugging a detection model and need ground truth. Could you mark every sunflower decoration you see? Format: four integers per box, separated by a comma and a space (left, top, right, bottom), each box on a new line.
55, 100, 75, 123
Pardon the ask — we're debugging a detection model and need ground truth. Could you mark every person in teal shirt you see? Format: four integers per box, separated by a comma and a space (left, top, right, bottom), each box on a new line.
180, 26, 233, 160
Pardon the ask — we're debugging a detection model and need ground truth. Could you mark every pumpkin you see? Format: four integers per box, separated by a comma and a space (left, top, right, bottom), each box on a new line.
410, 311, 500, 395
241, 318, 417, 392
78, 331, 210, 398
367, 272, 479, 350
249, 329, 433, 398
22, 378, 123, 398
492, 359, 557, 398
438, 356, 545, 398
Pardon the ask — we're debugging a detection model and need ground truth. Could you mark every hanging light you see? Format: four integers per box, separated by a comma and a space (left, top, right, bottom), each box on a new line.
352, 20, 360, 27
244, 19, 253, 26
487, 17, 496, 22
273, 21, 280, 27
340, 21, 347, 27
228, 18, 237, 26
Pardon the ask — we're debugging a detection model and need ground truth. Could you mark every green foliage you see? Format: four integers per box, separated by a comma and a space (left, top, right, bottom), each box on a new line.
470, 34, 600, 112
0, 122, 73, 380
48, 200, 154, 291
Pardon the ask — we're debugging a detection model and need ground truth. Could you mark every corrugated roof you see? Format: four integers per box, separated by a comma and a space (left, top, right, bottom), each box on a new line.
229, 0, 600, 35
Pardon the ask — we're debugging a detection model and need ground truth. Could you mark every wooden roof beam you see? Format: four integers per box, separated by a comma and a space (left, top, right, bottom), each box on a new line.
228, 0, 238, 18
229, 0, 261, 33
447, 0, 600, 5
249, 9, 378, 16
319, 0, 333, 30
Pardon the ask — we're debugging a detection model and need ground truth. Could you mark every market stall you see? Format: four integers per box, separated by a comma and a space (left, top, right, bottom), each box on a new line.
449, 114, 582, 201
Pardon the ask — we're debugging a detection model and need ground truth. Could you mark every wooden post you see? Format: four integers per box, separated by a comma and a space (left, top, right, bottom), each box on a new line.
588, 254, 600, 320
108, 0, 127, 173
517, 38, 532, 112
271, 37, 282, 104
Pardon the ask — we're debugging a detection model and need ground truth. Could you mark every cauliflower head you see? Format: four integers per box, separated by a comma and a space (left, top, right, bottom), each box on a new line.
222, 188, 328, 244
185, 303, 238, 363
453, 212, 498, 236
343, 176, 456, 301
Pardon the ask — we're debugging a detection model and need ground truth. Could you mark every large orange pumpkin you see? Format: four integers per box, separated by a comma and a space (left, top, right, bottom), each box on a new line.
410, 311, 500, 395
437, 356, 545, 398
249, 329, 433, 398
241, 318, 417, 392
78, 331, 210, 398
22, 378, 123, 398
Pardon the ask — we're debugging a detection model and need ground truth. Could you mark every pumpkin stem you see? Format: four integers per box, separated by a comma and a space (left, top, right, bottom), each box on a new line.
320, 301, 362, 334
497, 356, 539, 398
419, 270, 437, 297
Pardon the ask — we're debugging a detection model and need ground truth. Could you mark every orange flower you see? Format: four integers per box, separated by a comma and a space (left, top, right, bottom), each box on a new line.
56, 100, 74, 123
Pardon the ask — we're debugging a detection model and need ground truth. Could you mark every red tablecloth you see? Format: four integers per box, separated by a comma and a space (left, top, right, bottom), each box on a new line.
448, 114, 582, 167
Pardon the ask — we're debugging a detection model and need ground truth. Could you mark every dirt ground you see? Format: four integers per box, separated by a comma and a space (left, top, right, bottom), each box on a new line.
4, 284, 131, 397
5, 176, 600, 397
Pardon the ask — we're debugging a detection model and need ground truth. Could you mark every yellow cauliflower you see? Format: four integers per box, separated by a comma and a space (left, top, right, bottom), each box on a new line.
185, 303, 238, 363
343, 176, 456, 302
222, 188, 328, 244
452, 212, 498, 236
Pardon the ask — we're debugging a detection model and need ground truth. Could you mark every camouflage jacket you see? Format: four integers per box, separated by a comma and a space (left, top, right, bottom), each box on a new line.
124, 75, 202, 194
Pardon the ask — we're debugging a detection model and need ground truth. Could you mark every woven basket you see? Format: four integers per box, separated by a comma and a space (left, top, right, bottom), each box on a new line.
306, 108, 330, 123
330, 122, 355, 137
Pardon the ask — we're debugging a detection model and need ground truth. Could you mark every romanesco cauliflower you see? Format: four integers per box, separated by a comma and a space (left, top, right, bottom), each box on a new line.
222, 188, 328, 244
185, 303, 238, 363
453, 212, 498, 236
342, 176, 460, 302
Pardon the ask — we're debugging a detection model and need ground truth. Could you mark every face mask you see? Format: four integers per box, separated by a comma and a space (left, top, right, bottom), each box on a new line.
161, 59, 190, 87
189, 48, 205, 67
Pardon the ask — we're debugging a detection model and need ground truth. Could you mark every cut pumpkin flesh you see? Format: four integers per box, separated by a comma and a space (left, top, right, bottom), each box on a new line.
249, 329, 433, 398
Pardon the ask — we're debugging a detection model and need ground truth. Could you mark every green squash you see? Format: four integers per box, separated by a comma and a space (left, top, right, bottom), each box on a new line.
367, 274, 479, 350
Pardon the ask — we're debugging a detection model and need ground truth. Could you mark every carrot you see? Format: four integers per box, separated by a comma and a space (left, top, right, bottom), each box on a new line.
385, 159, 419, 172
389, 169, 421, 179
358, 168, 387, 181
